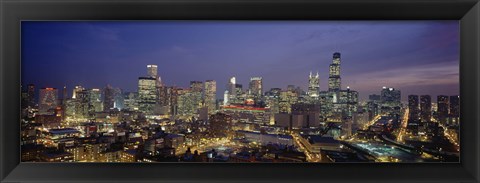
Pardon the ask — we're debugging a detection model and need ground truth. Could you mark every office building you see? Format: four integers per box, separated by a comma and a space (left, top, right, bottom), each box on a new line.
147, 64, 158, 79
437, 95, 449, 123
249, 77, 263, 98
104, 85, 115, 111
308, 72, 320, 98
204, 80, 217, 114
408, 95, 419, 120
138, 77, 158, 114
190, 81, 203, 93
420, 95, 432, 122
39, 88, 58, 115
328, 52, 342, 91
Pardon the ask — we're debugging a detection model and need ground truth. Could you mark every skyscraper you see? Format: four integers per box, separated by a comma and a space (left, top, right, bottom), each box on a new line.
138, 77, 158, 114
228, 77, 236, 98
177, 89, 202, 116
113, 88, 124, 110
308, 72, 320, 98
420, 95, 432, 122
72, 85, 84, 99
249, 77, 263, 98
223, 90, 229, 106
449, 95, 460, 124
104, 85, 115, 111
408, 95, 419, 120
204, 80, 217, 114
328, 52, 342, 91
27, 84, 35, 107
88, 89, 103, 112
39, 88, 58, 115
21, 86, 29, 108
437, 95, 449, 123
147, 64, 158, 79
62, 85, 68, 104
380, 87, 401, 104
190, 81, 203, 93
379, 87, 401, 114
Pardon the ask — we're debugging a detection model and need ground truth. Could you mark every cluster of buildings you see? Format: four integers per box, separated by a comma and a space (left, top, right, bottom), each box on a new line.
405, 95, 460, 144
20, 51, 460, 162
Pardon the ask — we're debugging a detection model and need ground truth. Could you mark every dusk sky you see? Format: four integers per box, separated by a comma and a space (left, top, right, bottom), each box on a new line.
21, 21, 459, 101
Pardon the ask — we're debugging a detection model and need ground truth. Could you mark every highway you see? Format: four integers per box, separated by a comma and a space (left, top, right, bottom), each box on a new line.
290, 132, 321, 162
396, 108, 409, 142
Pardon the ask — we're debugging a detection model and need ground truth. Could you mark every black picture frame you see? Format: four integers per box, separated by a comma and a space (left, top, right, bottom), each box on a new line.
1, 0, 479, 182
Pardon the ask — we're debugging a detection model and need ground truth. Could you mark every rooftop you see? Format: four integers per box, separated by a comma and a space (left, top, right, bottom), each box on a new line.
48, 128, 80, 135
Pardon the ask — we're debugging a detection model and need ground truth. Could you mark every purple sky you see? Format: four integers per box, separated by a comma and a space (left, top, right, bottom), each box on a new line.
21, 21, 459, 101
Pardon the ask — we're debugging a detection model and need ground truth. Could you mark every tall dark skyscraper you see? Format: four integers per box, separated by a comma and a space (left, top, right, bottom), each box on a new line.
39, 87, 58, 115
328, 52, 341, 91
380, 87, 401, 105
27, 84, 35, 107
420, 95, 432, 122
62, 85, 68, 102
437, 95, 449, 123
449, 95, 460, 118
104, 85, 115, 111
408, 95, 419, 120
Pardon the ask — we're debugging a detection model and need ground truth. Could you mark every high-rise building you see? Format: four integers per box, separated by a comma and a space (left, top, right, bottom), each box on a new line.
72, 85, 84, 99
328, 52, 342, 91
177, 89, 202, 116
158, 86, 170, 106
420, 95, 432, 122
147, 65, 158, 79
437, 95, 449, 123
227, 77, 236, 99
408, 95, 419, 120
88, 89, 103, 112
67, 88, 102, 120
223, 90, 229, 106
337, 87, 358, 117
138, 77, 158, 114
123, 92, 139, 111
204, 80, 217, 114
27, 84, 35, 107
104, 85, 115, 111
265, 88, 281, 114
39, 88, 58, 115
249, 77, 263, 98
62, 85, 68, 104
113, 87, 124, 110
21, 86, 29, 109
379, 87, 401, 114
308, 72, 320, 98
190, 81, 203, 93
449, 95, 460, 125
234, 84, 243, 97
381, 87, 401, 104
279, 90, 298, 114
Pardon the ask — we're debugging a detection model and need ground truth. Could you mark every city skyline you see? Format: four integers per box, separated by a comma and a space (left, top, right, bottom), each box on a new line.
21, 21, 459, 101
20, 21, 460, 163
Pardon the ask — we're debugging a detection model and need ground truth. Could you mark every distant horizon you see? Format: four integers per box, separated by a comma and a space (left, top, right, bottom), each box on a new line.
21, 21, 460, 102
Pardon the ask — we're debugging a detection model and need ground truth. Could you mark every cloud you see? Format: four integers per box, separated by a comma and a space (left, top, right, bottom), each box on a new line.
346, 60, 459, 90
